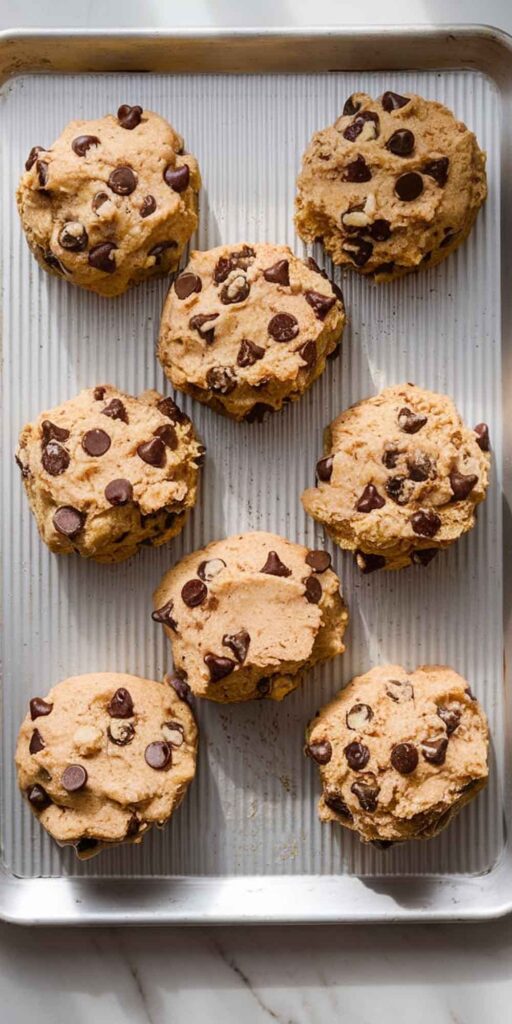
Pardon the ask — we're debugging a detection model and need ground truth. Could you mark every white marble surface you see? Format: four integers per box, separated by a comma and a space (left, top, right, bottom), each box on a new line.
2, 1, 512, 1021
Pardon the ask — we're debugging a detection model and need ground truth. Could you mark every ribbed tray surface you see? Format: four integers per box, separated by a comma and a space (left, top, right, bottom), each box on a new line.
0, 69, 502, 880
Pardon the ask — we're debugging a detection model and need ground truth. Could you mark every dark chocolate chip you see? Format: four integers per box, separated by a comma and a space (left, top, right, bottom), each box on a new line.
437, 705, 461, 735
92, 192, 109, 213
108, 721, 135, 746
27, 784, 51, 811
421, 736, 448, 766
440, 231, 455, 248
390, 742, 418, 775
260, 550, 292, 577
82, 428, 111, 457
198, 558, 226, 581
213, 247, 255, 286
395, 171, 423, 201
29, 728, 45, 754
245, 403, 274, 423
356, 483, 385, 513
304, 575, 322, 604
343, 95, 362, 116
154, 423, 178, 449
88, 242, 117, 273
346, 703, 373, 730
15, 453, 29, 478
386, 679, 414, 702
263, 259, 290, 286
144, 741, 172, 770
25, 145, 45, 171
297, 340, 317, 369
344, 741, 370, 771
407, 451, 434, 481
101, 398, 128, 423
316, 456, 333, 482
256, 677, 272, 698
53, 506, 85, 538
157, 396, 190, 425
304, 256, 326, 276
107, 687, 134, 718
71, 134, 100, 157
351, 777, 380, 812
149, 241, 177, 263
41, 420, 70, 444
410, 509, 441, 538
213, 256, 232, 284
474, 422, 490, 451
324, 790, 353, 820
382, 91, 410, 112
152, 599, 178, 631
343, 110, 380, 142
140, 194, 156, 217
175, 272, 202, 299
181, 579, 207, 607
42, 441, 70, 475
398, 406, 427, 433
30, 698, 53, 720
117, 104, 143, 129
450, 469, 478, 502
206, 366, 237, 394
382, 444, 400, 469
105, 478, 133, 506
189, 313, 218, 345
163, 163, 190, 192
204, 653, 236, 682
305, 549, 331, 573
268, 312, 300, 342
108, 165, 137, 195
126, 815, 140, 837
220, 274, 250, 305
344, 155, 372, 182
237, 339, 265, 367
222, 628, 250, 664
61, 764, 88, 792
42, 251, 67, 274
167, 674, 192, 703
422, 157, 449, 187
305, 290, 336, 320
307, 739, 332, 764
386, 475, 410, 505
137, 437, 166, 467
369, 218, 391, 242
58, 221, 88, 251
345, 236, 374, 267
411, 548, 439, 566
386, 129, 415, 156
36, 160, 49, 187
355, 550, 386, 574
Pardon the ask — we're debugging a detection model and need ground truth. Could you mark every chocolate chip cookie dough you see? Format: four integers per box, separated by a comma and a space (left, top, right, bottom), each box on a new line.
295, 91, 487, 281
157, 243, 345, 421
153, 531, 349, 702
17, 105, 200, 297
16, 385, 204, 563
15, 672, 198, 859
302, 383, 490, 572
306, 664, 488, 845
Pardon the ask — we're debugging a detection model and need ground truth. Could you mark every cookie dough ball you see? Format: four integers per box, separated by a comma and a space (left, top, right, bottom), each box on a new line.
153, 531, 348, 702
157, 243, 345, 421
16, 385, 204, 563
302, 384, 490, 572
295, 91, 487, 281
17, 104, 201, 297
306, 664, 488, 845
16, 672, 198, 858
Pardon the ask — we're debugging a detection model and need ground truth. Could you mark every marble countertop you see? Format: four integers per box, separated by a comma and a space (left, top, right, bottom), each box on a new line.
2, 1, 512, 1021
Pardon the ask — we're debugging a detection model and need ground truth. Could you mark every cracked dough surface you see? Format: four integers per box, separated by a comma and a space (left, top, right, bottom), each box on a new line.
17, 105, 200, 297
295, 91, 487, 281
306, 664, 488, 844
16, 385, 203, 563
302, 383, 490, 572
158, 243, 345, 421
153, 531, 349, 702
15, 672, 198, 859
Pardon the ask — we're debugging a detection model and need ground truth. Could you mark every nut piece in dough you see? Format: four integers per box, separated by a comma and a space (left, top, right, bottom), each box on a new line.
302, 383, 490, 572
295, 91, 487, 281
153, 531, 349, 702
158, 243, 346, 421
15, 385, 203, 563
306, 663, 488, 844
15, 672, 198, 859
17, 105, 200, 297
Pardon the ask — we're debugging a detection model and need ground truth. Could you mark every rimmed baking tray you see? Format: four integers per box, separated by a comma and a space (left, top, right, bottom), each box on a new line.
1, 25, 511, 924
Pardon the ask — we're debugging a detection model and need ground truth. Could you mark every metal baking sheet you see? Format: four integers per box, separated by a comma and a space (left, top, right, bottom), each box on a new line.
1, 26, 511, 924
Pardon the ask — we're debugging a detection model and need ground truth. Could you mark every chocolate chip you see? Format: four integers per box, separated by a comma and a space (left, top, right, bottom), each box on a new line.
117, 104, 143, 129
105, 478, 133, 506
351, 776, 380, 812
382, 91, 410, 112
245, 403, 274, 423
324, 790, 353, 820
42, 441, 69, 475
343, 110, 380, 142
344, 155, 372, 182
167, 673, 192, 702
398, 406, 427, 433
307, 739, 332, 764
223, 628, 250, 663
450, 469, 478, 501
149, 241, 177, 263
25, 145, 45, 171
29, 728, 45, 754
157, 396, 190, 425
140, 195, 156, 217
213, 256, 232, 284
343, 95, 361, 116
82, 428, 111, 457
390, 742, 418, 775
369, 219, 391, 242
181, 579, 207, 607
41, 420, 69, 445
137, 437, 166, 467
346, 703, 373, 730
144, 741, 172, 770
27, 784, 51, 811
108, 720, 135, 746
382, 444, 400, 469
316, 456, 333, 482
107, 687, 134, 718
304, 256, 326, 277
153, 424, 177, 451
58, 221, 88, 251
36, 160, 49, 186
163, 163, 190, 192
162, 721, 185, 746
75, 838, 99, 854
305, 290, 336, 321
30, 698, 53, 720
411, 548, 438, 566
407, 451, 434, 481
126, 815, 141, 838
206, 366, 237, 394
61, 764, 88, 792
344, 236, 374, 267
71, 134, 100, 157
101, 398, 128, 424
108, 165, 137, 195
43, 251, 67, 274
88, 242, 117, 273
344, 741, 370, 770
304, 576, 322, 604
410, 509, 441, 538
263, 259, 290, 286
175, 272, 201, 299
421, 736, 448, 765
152, 599, 178, 631
94, 386, 107, 401
355, 550, 386, 574
92, 192, 109, 213
440, 230, 455, 248
422, 157, 449, 187
256, 677, 272, 698
437, 705, 461, 735
386, 475, 410, 505
386, 128, 415, 156
53, 506, 85, 538
395, 171, 423, 201
297, 341, 317, 370
305, 549, 331, 573
220, 273, 250, 305
474, 422, 490, 451
237, 339, 265, 367
198, 558, 226, 582
260, 550, 292, 577
189, 313, 218, 345
356, 483, 385, 513
204, 653, 236, 682
385, 679, 414, 702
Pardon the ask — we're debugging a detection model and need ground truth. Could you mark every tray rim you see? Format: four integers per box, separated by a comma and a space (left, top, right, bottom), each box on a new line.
1, 22, 512, 925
